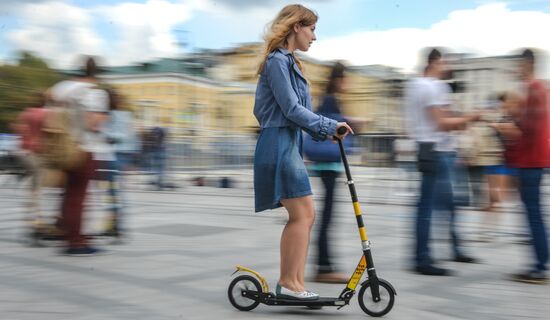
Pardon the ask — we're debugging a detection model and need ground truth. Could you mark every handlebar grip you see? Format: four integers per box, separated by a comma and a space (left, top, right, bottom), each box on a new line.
337, 126, 348, 135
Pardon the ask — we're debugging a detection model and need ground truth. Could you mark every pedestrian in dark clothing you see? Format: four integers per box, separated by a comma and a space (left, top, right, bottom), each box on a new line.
305, 62, 357, 283
404, 48, 480, 276
150, 125, 168, 189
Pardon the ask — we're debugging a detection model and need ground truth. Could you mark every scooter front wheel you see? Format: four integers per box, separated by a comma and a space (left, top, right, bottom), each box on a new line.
228, 275, 262, 311
358, 278, 395, 317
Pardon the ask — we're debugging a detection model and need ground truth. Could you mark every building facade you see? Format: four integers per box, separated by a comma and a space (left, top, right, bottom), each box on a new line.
446, 53, 521, 111
99, 43, 406, 137
100, 58, 256, 135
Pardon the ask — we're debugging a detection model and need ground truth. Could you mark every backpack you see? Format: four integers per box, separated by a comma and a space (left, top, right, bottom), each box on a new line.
39, 83, 97, 170
303, 132, 353, 162
40, 106, 85, 170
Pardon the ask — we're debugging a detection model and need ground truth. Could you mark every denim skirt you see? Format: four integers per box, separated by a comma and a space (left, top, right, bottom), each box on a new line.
254, 126, 312, 212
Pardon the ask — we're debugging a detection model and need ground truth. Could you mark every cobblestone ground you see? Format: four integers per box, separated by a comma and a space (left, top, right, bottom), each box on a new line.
0, 170, 549, 320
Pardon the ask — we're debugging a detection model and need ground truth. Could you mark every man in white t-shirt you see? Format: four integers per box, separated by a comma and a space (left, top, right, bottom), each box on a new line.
50, 57, 110, 256
404, 48, 480, 276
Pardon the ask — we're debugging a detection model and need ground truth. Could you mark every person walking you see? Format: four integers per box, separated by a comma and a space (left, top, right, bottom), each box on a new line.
304, 62, 357, 283
50, 57, 110, 255
495, 49, 550, 284
466, 94, 514, 241
11, 93, 48, 238
404, 48, 480, 276
101, 89, 138, 238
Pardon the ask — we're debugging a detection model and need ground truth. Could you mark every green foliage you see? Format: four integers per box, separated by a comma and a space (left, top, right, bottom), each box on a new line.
0, 52, 64, 132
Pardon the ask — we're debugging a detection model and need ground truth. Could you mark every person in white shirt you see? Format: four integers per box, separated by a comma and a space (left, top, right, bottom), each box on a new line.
50, 57, 110, 256
404, 48, 480, 276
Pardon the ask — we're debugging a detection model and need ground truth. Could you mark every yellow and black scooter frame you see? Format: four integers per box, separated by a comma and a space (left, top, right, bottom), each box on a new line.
229, 128, 396, 315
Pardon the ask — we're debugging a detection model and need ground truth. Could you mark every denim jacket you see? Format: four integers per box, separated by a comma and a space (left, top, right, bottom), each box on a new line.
253, 48, 337, 141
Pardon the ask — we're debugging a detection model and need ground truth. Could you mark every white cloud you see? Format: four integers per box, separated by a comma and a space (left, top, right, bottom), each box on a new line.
307, 3, 550, 78
7, 1, 103, 68
7, 0, 200, 68
183, 0, 354, 51
5, 1, 550, 79
94, 0, 198, 65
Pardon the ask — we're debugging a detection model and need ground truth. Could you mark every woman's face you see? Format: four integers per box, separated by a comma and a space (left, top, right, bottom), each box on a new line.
294, 23, 317, 52
336, 76, 347, 93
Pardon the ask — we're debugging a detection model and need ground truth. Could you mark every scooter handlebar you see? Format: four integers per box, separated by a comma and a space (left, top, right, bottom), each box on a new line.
337, 126, 348, 136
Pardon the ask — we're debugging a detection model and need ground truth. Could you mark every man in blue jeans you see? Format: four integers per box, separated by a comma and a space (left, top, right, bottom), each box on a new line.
497, 49, 549, 284
404, 48, 480, 275
149, 125, 168, 190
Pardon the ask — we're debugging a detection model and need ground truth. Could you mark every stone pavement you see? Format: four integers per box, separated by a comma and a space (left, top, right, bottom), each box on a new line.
0, 171, 549, 320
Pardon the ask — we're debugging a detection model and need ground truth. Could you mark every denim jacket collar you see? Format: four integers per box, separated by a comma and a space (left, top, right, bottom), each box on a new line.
291, 62, 306, 82
275, 47, 292, 56
268, 47, 306, 82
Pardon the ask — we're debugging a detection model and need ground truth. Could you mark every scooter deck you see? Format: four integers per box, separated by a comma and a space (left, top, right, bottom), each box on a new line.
264, 296, 346, 307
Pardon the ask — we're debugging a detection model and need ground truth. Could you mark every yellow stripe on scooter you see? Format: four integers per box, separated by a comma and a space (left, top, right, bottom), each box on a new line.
359, 227, 368, 241
353, 202, 362, 216
347, 255, 367, 291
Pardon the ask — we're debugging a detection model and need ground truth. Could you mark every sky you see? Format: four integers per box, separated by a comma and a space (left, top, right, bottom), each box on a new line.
0, 0, 549, 77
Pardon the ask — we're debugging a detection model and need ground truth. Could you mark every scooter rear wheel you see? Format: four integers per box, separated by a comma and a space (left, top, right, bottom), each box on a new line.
228, 275, 262, 311
358, 278, 395, 317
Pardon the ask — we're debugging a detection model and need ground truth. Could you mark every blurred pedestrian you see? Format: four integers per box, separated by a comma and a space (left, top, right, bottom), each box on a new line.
497, 91, 522, 205
49, 56, 110, 255
493, 49, 550, 283
105, 92, 138, 173
393, 137, 417, 195
98, 88, 137, 239
149, 124, 169, 190
303, 62, 357, 283
11, 92, 48, 236
253, 4, 352, 300
140, 126, 153, 171
466, 94, 514, 241
404, 48, 480, 276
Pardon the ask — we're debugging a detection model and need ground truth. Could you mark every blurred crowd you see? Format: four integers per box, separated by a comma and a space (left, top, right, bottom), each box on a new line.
402, 48, 549, 283
5, 57, 173, 255
0, 47, 548, 287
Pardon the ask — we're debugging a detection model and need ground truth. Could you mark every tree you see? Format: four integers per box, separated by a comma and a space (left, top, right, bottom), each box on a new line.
0, 51, 63, 132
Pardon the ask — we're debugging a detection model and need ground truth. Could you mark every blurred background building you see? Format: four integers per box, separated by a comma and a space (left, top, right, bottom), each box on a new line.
0, 44, 540, 169
97, 43, 406, 137
447, 53, 522, 110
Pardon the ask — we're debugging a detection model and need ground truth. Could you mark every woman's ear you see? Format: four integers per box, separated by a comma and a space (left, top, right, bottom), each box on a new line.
293, 23, 301, 33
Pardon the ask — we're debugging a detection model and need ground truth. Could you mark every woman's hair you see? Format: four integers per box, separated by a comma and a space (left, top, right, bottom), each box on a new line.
427, 48, 442, 65
326, 61, 346, 94
497, 92, 507, 103
105, 87, 119, 111
257, 4, 318, 75
81, 56, 98, 78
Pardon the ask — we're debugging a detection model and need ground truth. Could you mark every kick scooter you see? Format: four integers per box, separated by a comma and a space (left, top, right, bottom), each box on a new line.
227, 127, 396, 317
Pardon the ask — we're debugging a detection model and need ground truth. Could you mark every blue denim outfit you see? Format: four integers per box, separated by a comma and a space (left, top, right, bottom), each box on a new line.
96, 160, 122, 231
253, 48, 337, 212
518, 168, 548, 272
415, 151, 467, 267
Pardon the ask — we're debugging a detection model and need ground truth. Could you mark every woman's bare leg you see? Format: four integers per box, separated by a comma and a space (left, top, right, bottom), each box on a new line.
487, 174, 502, 208
278, 196, 315, 292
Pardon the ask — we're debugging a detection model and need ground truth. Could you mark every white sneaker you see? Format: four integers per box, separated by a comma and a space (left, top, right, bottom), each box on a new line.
276, 284, 319, 300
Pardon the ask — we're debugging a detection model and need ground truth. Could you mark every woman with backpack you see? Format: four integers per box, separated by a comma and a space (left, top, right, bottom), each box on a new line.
304, 62, 359, 283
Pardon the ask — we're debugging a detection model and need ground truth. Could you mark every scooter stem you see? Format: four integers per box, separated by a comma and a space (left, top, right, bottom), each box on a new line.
337, 131, 382, 302
336, 135, 368, 244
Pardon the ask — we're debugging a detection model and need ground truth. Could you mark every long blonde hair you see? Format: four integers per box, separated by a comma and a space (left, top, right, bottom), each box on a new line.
257, 4, 318, 75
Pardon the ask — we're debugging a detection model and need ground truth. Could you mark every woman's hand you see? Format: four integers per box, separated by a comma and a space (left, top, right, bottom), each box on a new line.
334, 122, 354, 140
